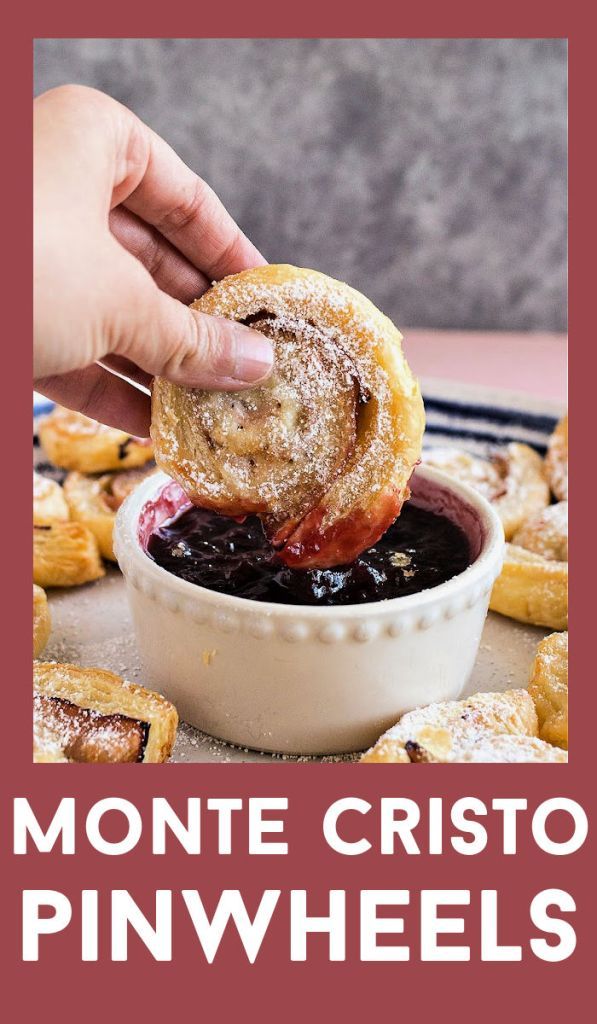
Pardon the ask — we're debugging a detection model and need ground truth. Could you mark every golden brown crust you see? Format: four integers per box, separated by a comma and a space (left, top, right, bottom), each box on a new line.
33, 471, 105, 587
361, 688, 566, 763
33, 471, 69, 525
545, 414, 568, 500
454, 735, 567, 762
39, 406, 154, 473
33, 585, 51, 658
64, 466, 157, 561
512, 501, 567, 561
63, 472, 115, 561
34, 522, 105, 588
528, 631, 568, 749
34, 662, 178, 763
424, 443, 549, 540
362, 689, 547, 763
490, 499, 568, 630
152, 265, 425, 568
489, 544, 567, 630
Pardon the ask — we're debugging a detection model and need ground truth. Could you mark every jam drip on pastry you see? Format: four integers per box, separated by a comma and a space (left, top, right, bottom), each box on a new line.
151, 265, 425, 569
34, 693, 148, 763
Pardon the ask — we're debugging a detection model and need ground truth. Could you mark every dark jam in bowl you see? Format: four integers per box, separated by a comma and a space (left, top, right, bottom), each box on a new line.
146, 503, 471, 607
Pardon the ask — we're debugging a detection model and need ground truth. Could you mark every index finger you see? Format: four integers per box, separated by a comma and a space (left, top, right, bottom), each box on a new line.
117, 115, 266, 280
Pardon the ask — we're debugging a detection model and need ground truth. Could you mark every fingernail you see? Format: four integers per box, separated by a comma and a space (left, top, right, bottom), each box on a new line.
231, 324, 274, 383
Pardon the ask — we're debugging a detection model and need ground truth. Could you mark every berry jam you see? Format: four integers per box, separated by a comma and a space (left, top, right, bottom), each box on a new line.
147, 503, 471, 607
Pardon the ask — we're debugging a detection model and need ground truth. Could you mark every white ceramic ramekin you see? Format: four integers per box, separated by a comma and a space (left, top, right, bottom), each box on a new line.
114, 466, 504, 755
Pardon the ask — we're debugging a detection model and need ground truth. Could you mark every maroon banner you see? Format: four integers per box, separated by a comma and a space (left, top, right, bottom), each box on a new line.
3, 8, 589, 1022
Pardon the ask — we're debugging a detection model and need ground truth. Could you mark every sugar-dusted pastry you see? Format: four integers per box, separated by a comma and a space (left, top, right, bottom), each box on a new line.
512, 501, 568, 561
34, 662, 178, 763
490, 502, 567, 630
34, 522, 105, 588
545, 413, 568, 501
454, 735, 567, 763
528, 631, 568, 749
33, 470, 69, 525
33, 585, 51, 658
423, 444, 549, 540
39, 406, 154, 473
64, 466, 157, 561
34, 470, 105, 588
360, 688, 563, 763
152, 265, 425, 569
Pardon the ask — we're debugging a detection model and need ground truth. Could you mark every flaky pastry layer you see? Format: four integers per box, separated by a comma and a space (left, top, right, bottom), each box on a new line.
475, 457, 568, 630
34, 470, 69, 525
424, 443, 549, 540
34, 661, 178, 763
545, 414, 568, 501
361, 689, 566, 763
39, 407, 154, 473
152, 265, 424, 568
33, 585, 51, 658
34, 521, 104, 588
528, 631, 568, 749
64, 466, 157, 561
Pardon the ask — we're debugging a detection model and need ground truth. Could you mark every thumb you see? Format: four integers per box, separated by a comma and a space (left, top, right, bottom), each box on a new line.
107, 249, 274, 390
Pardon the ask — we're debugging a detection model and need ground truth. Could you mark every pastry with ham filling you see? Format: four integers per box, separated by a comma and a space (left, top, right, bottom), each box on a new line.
152, 265, 425, 569
39, 406, 154, 473
34, 662, 178, 763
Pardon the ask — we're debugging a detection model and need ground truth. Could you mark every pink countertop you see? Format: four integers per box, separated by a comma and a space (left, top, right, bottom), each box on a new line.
402, 329, 567, 404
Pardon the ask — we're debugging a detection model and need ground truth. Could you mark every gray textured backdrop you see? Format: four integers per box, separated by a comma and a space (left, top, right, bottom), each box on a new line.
34, 38, 567, 331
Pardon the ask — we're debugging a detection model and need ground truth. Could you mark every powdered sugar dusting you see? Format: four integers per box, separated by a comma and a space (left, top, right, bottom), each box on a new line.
33, 690, 145, 762
459, 734, 567, 762
363, 689, 552, 762
513, 501, 568, 562
42, 407, 121, 437
152, 267, 423, 559
423, 448, 506, 501
424, 442, 549, 539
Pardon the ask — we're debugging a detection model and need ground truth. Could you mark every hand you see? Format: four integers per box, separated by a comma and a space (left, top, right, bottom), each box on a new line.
34, 85, 273, 436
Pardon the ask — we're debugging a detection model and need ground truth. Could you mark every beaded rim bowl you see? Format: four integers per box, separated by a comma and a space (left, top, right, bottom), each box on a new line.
114, 465, 505, 754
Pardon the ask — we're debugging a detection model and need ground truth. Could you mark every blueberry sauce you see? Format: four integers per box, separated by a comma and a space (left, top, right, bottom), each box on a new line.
146, 503, 471, 607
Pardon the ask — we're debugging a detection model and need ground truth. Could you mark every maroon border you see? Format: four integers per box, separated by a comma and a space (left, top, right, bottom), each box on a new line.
3, 11, 589, 1020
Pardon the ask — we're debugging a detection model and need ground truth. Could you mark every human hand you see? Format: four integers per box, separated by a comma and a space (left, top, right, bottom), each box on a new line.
34, 85, 273, 436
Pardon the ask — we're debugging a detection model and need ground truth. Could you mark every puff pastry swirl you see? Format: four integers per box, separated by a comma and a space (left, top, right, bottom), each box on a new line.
545, 414, 568, 501
423, 443, 549, 540
64, 466, 157, 561
152, 265, 425, 568
33, 585, 51, 658
528, 631, 568, 749
34, 473, 104, 588
39, 406, 154, 473
361, 689, 567, 763
489, 502, 568, 630
33, 470, 69, 524
34, 524, 105, 588
34, 662, 178, 763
